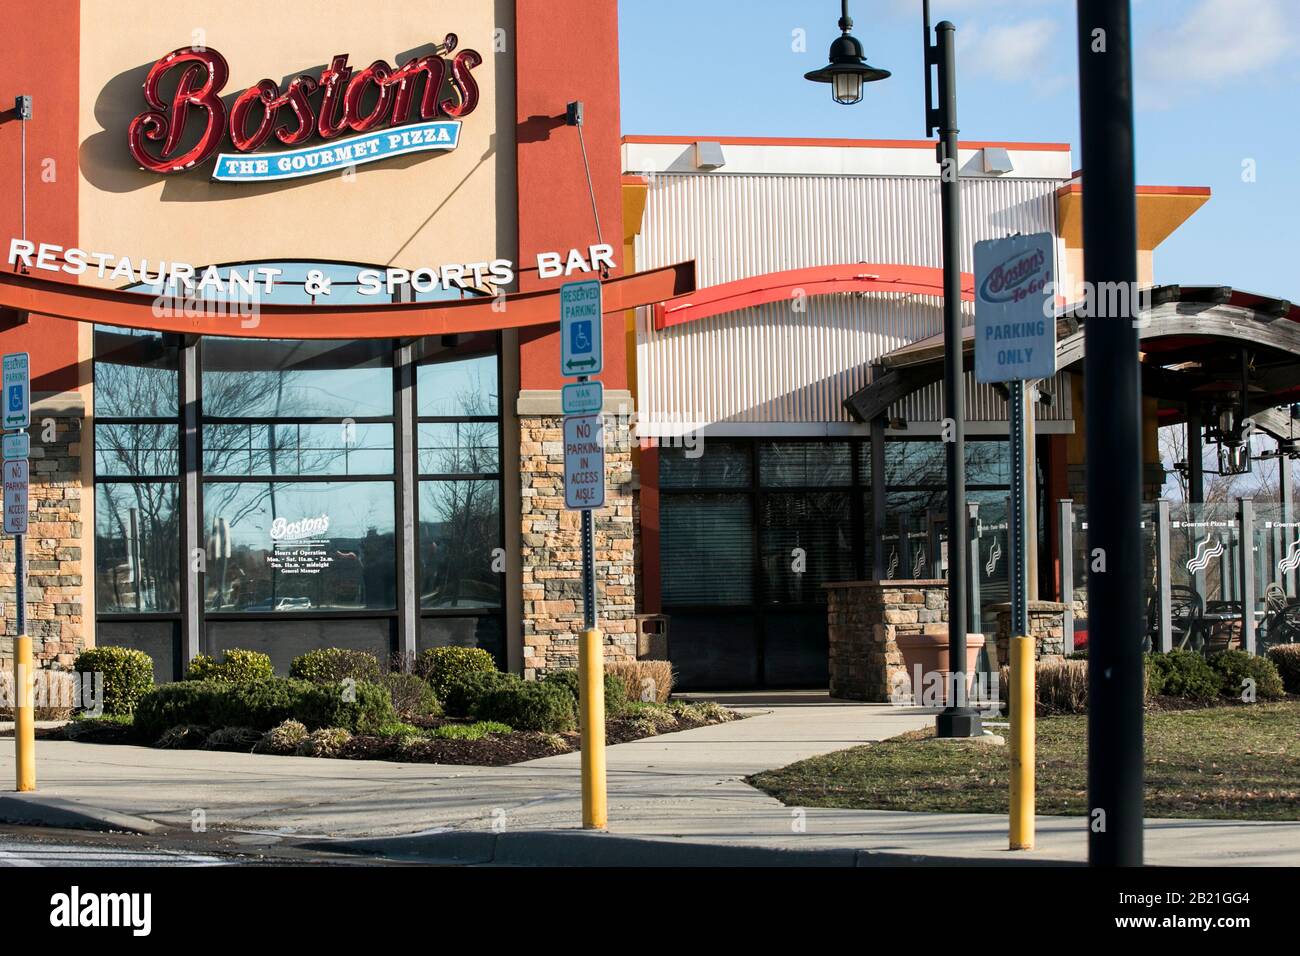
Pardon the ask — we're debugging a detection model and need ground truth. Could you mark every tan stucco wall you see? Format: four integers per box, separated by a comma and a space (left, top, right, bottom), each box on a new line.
77, 0, 516, 283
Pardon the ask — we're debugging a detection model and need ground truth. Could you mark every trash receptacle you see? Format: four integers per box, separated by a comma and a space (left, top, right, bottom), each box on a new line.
635, 613, 670, 661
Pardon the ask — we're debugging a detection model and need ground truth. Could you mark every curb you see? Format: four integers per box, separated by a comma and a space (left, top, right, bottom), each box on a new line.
0, 793, 165, 834
302, 829, 1080, 867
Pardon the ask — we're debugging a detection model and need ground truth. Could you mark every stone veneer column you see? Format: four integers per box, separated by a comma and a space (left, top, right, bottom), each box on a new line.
516, 391, 636, 679
0, 393, 87, 672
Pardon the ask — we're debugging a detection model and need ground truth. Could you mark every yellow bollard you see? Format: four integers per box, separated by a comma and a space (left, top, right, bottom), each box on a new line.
14, 634, 36, 792
1009, 634, 1034, 849
577, 627, 607, 829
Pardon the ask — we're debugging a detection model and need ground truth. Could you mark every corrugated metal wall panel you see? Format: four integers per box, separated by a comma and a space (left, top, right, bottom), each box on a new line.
634, 172, 1069, 429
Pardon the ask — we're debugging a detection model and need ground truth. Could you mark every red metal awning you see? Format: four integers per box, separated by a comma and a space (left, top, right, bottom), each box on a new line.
0, 262, 696, 340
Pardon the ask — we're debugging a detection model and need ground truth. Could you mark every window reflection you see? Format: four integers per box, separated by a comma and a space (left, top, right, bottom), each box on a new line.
95, 483, 180, 612
93, 327, 178, 418
95, 423, 178, 477
203, 481, 396, 611
419, 479, 501, 609
202, 338, 393, 419
417, 353, 498, 417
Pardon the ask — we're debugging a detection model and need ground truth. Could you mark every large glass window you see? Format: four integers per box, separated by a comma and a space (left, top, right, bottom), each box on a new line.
95, 265, 504, 674
93, 327, 181, 614
202, 480, 395, 612
415, 334, 505, 664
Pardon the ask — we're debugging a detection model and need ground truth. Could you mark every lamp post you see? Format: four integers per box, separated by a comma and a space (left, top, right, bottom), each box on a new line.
807, 1, 980, 737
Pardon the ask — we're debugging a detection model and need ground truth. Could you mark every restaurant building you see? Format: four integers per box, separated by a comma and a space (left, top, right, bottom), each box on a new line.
6, 1, 1274, 692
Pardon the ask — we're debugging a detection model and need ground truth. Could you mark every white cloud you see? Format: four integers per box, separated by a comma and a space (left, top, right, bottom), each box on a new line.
958, 18, 1059, 83
1141, 0, 1294, 107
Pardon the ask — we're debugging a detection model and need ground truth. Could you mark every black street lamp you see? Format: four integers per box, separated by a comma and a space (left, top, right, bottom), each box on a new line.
804, 1, 891, 104
807, 1, 981, 738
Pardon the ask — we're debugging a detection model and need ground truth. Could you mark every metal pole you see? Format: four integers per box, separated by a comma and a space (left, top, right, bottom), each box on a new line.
1009, 380, 1029, 637
1156, 499, 1172, 652
14, 530, 34, 790
1078, 0, 1144, 866
931, 18, 978, 737
1059, 499, 1075, 654
1239, 497, 1256, 654
1281, 441, 1295, 598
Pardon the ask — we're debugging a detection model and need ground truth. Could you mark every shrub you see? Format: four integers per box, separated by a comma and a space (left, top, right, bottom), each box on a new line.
623, 700, 679, 731
0, 669, 76, 720
1036, 659, 1090, 714
203, 726, 262, 751
1209, 650, 1285, 701
62, 714, 137, 744
605, 660, 674, 703
543, 670, 629, 717
1267, 645, 1300, 694
185, 648, 274, 683
477, 680, 576, 732
133, 681, 227, 741
253, 719, 308, 755
290, 648, 382, 685
429, 720, 513, 740
1148, 650, 1220, 701
382, 672, 440, 719
155, 724, 211, 749
134, 677, 395, 741
290, 680, 395, 734
443, 670, 518, 719
371, 720, 424, 740
295, 727, 353, 758
74, 646, 155, 716
671, 700, 736, 724
416, 646, 498, 701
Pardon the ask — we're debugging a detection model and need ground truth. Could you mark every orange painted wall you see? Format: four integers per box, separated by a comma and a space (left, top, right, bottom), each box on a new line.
514, 0, 625, 390
0, 1, 80, 392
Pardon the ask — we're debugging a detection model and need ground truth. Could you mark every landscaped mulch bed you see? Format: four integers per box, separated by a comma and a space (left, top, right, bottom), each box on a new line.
27, 703, 742, 767
748, 698, 1300, 821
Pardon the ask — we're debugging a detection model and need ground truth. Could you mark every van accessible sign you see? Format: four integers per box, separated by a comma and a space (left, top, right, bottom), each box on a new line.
974, 232, 1056, 383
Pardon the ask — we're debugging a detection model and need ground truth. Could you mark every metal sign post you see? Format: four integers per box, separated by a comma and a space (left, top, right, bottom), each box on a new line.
3, 351, 33, 791
559, 281, 607, 830
974, 234, 1055, 851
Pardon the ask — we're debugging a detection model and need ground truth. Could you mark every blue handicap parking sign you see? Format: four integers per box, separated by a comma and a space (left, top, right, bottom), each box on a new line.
8, 385, 21, 411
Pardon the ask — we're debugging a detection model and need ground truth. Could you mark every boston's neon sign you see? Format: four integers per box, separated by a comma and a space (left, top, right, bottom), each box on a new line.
128, 34, 481, 178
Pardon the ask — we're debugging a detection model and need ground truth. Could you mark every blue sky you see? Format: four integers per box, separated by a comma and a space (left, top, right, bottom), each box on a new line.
619, 0, 1299, 300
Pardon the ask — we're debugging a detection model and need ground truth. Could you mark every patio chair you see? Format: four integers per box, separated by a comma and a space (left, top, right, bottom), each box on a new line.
1202, 600, 1242, 654
1145, 585, 1204, 651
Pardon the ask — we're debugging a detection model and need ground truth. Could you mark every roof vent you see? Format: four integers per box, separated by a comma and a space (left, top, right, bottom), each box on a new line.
982, 147, 1014, 175
694, 141, 726, 171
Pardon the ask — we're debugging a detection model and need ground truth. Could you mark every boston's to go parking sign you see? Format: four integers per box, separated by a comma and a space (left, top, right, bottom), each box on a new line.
974, 233, 1056, 384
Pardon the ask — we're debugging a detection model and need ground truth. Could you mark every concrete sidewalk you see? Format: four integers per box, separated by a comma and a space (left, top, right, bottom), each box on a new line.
2, 700, 1297, 865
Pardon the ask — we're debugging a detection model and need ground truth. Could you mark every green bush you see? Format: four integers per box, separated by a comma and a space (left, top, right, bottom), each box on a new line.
477, 680, 575, 732
134, 678, 395, 742
1209, 650, 1285, 700
73, 646, 155, 716
442, 670, 518, 718
290, 648, 382, 685
1267, 645, 1300, 694
1148, 650, 1220, 701
429, 720, 513, 740
542, 669, 629, 717
185, 648, 274, 683
382, 672, 440, 718
416, 646, 498, 701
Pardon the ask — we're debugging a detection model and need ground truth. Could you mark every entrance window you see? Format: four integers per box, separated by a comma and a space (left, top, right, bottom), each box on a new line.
415, 333, 505, 665
93, 327, 181, 614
